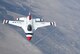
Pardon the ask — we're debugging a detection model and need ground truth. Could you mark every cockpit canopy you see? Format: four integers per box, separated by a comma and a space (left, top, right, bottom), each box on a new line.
27, 24, 32, 31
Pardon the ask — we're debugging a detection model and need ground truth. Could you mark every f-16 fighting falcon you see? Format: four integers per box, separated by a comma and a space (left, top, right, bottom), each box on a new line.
3, 12, 56, 41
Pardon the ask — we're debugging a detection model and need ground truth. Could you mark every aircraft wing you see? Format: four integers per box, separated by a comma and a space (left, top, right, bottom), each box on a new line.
3, 19, 23, 27
34, 21, 56, 30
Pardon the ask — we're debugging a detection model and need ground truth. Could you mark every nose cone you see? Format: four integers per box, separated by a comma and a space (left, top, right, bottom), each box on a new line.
26, 35, 32, 41
27, 37, 32, 41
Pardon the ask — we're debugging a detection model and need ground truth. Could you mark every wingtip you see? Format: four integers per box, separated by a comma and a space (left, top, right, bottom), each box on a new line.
50, 21, 56, 27
2, 19, 5, 24
53, 21, 56, 27
2, 19, 9, 24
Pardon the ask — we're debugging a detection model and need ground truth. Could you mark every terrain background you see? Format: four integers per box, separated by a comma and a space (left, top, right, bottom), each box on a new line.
0, 0, 80, 54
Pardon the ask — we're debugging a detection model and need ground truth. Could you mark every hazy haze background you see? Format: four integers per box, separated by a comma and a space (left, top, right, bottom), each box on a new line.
0, 0, 80, 54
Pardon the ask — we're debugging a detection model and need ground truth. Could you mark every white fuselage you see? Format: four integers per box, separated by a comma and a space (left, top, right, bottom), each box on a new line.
20, 17, 33, 34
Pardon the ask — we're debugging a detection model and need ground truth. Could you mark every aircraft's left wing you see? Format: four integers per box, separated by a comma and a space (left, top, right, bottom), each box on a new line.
33, 21, 56, 30
3, 19, 23, 27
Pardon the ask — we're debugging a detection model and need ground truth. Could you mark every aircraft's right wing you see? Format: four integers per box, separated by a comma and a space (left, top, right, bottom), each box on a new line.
33, 21, 56, 30
3, 19, 23, 27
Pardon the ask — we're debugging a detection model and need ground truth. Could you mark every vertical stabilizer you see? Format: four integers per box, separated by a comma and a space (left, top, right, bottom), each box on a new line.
28, 12, 31, 20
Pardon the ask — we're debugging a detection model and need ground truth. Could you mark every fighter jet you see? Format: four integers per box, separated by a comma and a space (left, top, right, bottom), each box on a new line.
2, 12, 56, 41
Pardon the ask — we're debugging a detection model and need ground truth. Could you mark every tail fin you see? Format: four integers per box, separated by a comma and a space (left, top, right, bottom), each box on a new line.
28, 12, 31, 20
